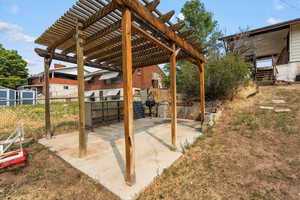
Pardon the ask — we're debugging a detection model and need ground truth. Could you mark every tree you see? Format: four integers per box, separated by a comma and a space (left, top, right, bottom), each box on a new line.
223, 28, 254, 56
163, 0, 222, 95
0, 44, 28, 89
180, 0, 223, 54
162, 0, 251, 101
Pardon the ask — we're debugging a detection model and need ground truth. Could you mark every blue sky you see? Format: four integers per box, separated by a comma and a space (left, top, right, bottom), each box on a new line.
0, 0, 300, 74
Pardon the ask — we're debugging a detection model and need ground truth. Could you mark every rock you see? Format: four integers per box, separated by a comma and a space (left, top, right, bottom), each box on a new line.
272, 100, 286, 104
275, 109, 291, 113
259, 106, 274, 110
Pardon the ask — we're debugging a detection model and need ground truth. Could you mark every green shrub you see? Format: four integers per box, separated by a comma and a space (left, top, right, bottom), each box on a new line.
169, 54, 251, 101
205, 53, 251, 100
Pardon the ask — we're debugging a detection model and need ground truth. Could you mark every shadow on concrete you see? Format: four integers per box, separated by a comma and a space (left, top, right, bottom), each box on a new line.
88, 118, 200, 180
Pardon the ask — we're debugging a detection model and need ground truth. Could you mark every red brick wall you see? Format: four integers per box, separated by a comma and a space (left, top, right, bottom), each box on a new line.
32, 78, 78, 86
85, 65, 166, 91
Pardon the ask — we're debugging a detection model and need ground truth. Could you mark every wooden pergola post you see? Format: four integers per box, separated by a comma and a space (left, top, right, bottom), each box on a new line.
122, 7, 135, 186
170, 43, 177, 149
198, 62, 205, 122
44, 57, 52, 138
76, 22, 87, 158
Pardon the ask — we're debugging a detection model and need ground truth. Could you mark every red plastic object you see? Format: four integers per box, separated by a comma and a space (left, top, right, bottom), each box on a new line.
0, 150, 27, 169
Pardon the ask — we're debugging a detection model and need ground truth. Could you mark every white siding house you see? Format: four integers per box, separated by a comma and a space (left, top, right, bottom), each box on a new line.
222, 18, 300, 83
290, 24, 300, 62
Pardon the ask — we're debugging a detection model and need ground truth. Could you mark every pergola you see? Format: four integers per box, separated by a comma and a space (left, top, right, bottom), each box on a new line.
35, 0, 206, 185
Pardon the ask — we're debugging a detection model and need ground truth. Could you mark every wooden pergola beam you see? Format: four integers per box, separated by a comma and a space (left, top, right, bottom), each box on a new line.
132, 24, 173, 53
198, 62, 205, 122
62, 20, 122, 55
44, 56, 52, 138
46, 1, 117, 50
171, 21, 185, 32
98, 45, 163, 65
35, 48, 121, 72
85, 35, 122, 59
146, 0, 160, 11
93, 36, 150, 62
170, 43, 177, 150
76, 22, 87, 158
159, 10, 175, 23
122, 7, 135, 186
95, 40, 157, 63
115, 0, 205, 62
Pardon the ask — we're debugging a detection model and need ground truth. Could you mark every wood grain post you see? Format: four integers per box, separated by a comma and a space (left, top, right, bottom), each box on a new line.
122, 8, 135, 186
170, 43, 177, 150
198, 62, 205, 122
44, 57, 52, 138
76, 22, 87, 158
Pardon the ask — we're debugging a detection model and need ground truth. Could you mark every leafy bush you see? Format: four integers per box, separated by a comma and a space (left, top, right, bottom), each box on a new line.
205, 53, 251, 100
166, 53, 251, 101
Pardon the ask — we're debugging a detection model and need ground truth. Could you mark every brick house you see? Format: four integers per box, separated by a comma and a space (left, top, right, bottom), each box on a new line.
85, 65, 166, 100
27, 64, 90, 98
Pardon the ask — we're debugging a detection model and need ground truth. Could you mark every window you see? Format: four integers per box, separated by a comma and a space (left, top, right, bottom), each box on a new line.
64, 86, 69, 90
104, 75, 122, 85
256, 59, 272, 68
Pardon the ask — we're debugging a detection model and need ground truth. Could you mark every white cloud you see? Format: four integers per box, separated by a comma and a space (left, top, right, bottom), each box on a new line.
178, 13, 185, 21
8, 5, 19, 14
267, 17, 281, 25
0, 22, 21, 32
25, 58, 43, 74
0, 21, 35, 43
274, 0, 284, 10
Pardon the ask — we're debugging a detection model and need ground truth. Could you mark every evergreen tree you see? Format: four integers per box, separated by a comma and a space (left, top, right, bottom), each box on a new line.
180, 0, 223, 53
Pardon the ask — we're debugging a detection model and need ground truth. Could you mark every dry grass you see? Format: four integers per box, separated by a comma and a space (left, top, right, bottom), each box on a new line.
138, 84, 300, 200
0, 102, 79, 139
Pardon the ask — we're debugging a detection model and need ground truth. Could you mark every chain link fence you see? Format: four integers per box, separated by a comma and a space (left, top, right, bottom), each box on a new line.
0, 97, 79, 140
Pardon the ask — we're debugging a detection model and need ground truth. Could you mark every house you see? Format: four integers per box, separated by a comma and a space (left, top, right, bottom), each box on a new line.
221, 18, 300, 84
84, 65, 166, 101
27, 64, 90, 98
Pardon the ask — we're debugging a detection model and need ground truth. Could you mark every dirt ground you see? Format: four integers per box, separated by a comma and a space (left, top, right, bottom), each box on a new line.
138, 84, 300, 200
1, 84, 299, 200
0, 142, 119, 200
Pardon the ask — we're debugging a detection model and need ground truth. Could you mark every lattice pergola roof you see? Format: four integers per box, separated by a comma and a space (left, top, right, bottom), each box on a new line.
36, 0, 207, 186
35, 0, 205, 72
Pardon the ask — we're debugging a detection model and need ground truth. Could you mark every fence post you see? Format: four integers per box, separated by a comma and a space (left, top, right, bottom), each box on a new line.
102, 101, 105, 123
117, 101, 120, 121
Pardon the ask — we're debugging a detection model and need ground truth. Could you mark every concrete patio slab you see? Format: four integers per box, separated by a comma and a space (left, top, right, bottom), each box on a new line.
39, 118, 202, 200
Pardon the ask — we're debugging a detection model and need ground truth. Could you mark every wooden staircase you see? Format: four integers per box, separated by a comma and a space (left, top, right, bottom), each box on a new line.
255, 68, 276, 85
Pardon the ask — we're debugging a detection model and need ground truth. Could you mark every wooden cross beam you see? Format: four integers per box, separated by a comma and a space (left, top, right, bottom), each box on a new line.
132, 24, 174, 53
35, 48, 121, 72
115, 0, 205, 62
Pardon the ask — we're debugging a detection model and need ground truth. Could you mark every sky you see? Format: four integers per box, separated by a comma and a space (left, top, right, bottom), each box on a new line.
0, 0, 300, 75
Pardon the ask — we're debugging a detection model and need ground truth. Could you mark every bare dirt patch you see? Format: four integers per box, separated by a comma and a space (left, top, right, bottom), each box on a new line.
138, 85, 300, 200
0, 142, 119, 200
